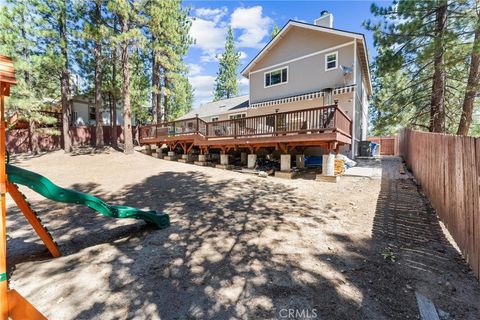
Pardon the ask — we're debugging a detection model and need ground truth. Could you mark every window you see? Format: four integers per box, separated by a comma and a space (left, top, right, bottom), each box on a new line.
264, 67, 288, 87
89, 106, 96, 121
325, 52, 338, 71
229, 113, 246, 120
70, 111, 78, 124
211, 116, 219, 122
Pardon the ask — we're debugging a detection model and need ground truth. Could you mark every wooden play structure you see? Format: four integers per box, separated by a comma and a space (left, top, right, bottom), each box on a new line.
0, 55, 169, 319
0, 54, 171, 319
1, 55, 53, 319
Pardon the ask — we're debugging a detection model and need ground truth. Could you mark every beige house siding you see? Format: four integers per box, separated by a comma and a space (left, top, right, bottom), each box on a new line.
249, 43, 355, 104
251, 27, 353, 70
203, 92, 353, 123
246, 27, 358, 105
247, 92, 353, 118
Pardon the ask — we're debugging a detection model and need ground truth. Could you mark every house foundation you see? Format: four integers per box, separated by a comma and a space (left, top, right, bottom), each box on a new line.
164, 151, 177, 161
194, 154, 208, 166
275, 154, 296, 179
247, 154, 257, 169
178, 154, 193, 163
216, 154, 233, 170
317, 153, 339, 182
280, 154, 291, 172
152, 151, 163, 159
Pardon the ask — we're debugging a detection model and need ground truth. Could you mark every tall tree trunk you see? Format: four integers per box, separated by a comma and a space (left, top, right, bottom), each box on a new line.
457, 13, 480, 135
29, 120, 39, 155
162, 76, 168, 121
111, 47, 118, 147
121, 17, 133, 154
94, 1, 104, 147
429, 1, 447, 133
19, 13, 29, 83
151, 44, 160, 124
59, 4, 72, 152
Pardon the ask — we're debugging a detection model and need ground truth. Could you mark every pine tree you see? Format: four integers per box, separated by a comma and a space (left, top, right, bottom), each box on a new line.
271, 24, 279, 39
146, 0, 193, 122
214, 27, 240, 101
0, 0, 59, 154
108, 0, 143, 154
31, 0, 74, 152
365, 0, 469, 134
457, 2, 480, 135
168, 73, 193, 120
77, 0, 109, 147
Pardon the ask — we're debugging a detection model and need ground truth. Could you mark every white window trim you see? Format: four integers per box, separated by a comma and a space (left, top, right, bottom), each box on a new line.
264, 66, 288, 88
325, 51, 338, 71
211, 116, 219, 122
229, 112, 247, 119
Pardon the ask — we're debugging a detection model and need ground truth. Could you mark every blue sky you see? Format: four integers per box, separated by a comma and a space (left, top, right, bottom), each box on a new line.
184, 0, 388, 107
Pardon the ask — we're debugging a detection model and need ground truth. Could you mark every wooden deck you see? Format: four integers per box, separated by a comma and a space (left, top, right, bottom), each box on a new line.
139, 104, 352, 153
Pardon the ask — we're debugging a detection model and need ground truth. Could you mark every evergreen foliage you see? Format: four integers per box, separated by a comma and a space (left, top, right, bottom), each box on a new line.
214, 27, 240, 101
0, 0, 194, 153
366, 0, 480, 135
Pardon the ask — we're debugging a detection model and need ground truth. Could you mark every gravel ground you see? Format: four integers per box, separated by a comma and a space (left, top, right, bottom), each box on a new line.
5, 149, 480, 319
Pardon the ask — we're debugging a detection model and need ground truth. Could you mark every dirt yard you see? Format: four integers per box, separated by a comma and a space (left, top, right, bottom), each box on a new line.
5, 149, 480, 319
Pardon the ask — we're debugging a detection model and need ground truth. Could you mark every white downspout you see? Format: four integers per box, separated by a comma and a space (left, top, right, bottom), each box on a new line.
352, 40, 357, 157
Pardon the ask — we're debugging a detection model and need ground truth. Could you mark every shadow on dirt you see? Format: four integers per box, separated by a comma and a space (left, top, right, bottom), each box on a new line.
6, 157, 480, 319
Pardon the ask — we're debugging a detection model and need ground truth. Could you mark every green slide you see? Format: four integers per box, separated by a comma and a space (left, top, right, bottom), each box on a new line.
5, 164, 170, 228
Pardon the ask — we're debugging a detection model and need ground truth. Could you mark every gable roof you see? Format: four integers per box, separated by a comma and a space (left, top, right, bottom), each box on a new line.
177, 95, 249, 120
241, 20, 372, 96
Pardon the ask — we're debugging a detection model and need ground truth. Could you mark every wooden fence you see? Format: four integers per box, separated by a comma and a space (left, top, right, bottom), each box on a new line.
368, 136, 399, 155
399, 129, 480, 279
7, 126, 136, 154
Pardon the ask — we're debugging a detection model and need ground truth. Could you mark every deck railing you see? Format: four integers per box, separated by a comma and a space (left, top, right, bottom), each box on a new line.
139, 104, 351, 141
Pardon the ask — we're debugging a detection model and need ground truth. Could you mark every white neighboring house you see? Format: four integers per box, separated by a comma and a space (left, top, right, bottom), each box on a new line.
70, 95, 135, 127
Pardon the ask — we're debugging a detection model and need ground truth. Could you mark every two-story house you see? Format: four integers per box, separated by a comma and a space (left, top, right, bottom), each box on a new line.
140, 12, 371, 159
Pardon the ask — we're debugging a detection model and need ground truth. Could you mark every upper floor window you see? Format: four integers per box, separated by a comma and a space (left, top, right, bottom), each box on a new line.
229, 113, 246, 120
325, 52, 338, 71
265, 67, 288, 87
211, 116, 219, 122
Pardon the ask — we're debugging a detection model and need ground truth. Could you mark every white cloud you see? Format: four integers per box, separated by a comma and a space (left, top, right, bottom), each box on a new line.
194, 7, 228, 24
190, 75, 215, 105
231, 6, 273, 48
200, 52, 219, 63
239, 51, 248, 60
239, 77, 249, 95
293, 17, 307, 23
190, 18, 227, 52
187, 63, 203, 76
